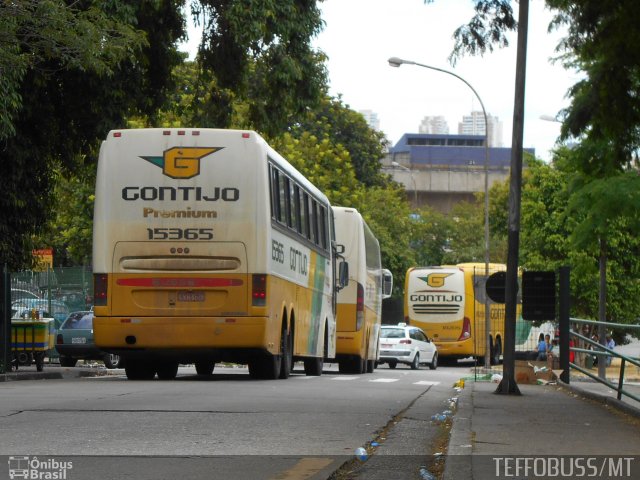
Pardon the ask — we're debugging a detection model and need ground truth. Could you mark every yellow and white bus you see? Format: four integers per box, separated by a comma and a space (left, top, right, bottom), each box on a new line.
332, 207, 392, 374
404, 263, 511, 364
93, 128, 347, 380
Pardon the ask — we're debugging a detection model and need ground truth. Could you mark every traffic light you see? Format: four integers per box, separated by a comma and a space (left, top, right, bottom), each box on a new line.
522, 271, 556, 321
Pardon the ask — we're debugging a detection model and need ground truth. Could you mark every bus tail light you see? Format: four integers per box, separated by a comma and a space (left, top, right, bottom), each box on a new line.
94, 274, 108, 306
356, 282, 364, 331
458, 317, 471, 341
252, 274, 267, 307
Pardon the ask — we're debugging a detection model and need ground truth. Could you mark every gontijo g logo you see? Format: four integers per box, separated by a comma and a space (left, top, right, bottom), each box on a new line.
140, 147, 222, 179
419, 273, 452, 288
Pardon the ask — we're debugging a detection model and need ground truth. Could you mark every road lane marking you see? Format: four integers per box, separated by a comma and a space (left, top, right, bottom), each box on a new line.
331, 376, 358, 381
413, 381, 441, 386
369, 378, 399, 383
269, 457, 335, 480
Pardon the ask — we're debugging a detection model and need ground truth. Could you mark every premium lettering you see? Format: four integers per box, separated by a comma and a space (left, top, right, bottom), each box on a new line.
143, 207, 217, 218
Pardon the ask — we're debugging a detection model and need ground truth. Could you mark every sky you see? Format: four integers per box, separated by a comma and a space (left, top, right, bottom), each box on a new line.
314, 0, 579, 161
180, 0, 579, 161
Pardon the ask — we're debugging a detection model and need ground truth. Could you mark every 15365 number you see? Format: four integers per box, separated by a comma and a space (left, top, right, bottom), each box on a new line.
147, 228, 213, 240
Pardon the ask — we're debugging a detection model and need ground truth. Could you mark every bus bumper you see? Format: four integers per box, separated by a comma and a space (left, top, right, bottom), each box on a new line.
94, 316, 274, 352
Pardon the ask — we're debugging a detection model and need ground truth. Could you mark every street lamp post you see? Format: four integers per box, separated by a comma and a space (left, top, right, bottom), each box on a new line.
389, 56, 492, 368
391, 161, 418, 207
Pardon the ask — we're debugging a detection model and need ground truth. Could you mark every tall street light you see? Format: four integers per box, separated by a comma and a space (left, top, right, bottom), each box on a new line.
389, 56, 492, 368
391, 161, 418, 207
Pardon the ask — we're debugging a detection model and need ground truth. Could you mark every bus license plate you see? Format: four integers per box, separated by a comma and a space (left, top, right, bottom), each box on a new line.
72, 337, 87, 344
178, 291, 205, 302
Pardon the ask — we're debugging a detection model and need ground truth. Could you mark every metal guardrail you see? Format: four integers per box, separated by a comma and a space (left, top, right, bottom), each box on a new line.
569, 318, 640, 404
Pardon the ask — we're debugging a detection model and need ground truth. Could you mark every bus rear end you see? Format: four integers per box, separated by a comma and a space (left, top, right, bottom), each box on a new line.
404, 266, 471, 359
93, 129, 272, 378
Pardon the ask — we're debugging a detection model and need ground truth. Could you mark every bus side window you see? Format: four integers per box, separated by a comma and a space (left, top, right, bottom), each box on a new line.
288, 180, 297, 230
303, 192, 311, 240
310, 200, 318, 244
318, 205, 328, 250
270, 165, 280, 221
294, 185, 302, 234
279, 174, 288, 226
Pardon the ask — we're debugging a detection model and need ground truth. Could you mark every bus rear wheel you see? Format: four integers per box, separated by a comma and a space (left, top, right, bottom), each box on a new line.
339, 357, 363, 374
195, 361, 215, 375
125, 359, 155, 380
249, 354, 281, 380
156, 361, 179, 380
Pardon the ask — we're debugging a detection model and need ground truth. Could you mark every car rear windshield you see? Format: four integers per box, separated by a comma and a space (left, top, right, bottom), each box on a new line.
62, 312, 93, 330
380, 328, 406, 339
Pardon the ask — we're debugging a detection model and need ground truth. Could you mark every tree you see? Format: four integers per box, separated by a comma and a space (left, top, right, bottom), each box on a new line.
290, 95, 389, 187
0, 0, 174, 270
189, 0, 328, 136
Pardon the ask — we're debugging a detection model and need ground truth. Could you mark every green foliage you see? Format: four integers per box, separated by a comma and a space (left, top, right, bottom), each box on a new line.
37, 163, 95, 266
290, 96, 390, 187
190, 0, 328, 136
548, 0, 640, 172
0, 0, 184, 269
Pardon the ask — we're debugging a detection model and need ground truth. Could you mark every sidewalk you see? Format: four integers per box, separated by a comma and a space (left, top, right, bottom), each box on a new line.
444, 378, 640, 479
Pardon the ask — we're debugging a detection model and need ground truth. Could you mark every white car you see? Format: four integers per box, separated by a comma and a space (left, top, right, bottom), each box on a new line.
378, 324, 438, 370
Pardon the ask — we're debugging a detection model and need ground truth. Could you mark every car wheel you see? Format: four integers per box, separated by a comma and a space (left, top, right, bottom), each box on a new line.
103, 353, 122, 369
429, 353, 438, 370
411, 353, 420, 370
59, 356, 78, 368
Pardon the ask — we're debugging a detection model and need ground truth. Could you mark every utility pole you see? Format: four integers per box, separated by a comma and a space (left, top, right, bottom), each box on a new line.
495, 0, 529, 395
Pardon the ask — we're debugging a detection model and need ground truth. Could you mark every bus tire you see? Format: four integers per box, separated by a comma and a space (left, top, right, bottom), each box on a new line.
195, 361, 215, 375
125, 360, 156, 380
339, 357, 363, 374
249, 354, 281, 380
156, 361, 179, 380
279, 326, 293, 379
491, 337, 502, 365
411, 353, 420, 370
429, 353, 438, 370
366, 359, 375, 373
304, 357, 323, 376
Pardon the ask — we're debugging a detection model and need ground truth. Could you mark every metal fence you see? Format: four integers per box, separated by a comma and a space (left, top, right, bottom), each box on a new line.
4, 266, 93, 369
568, 318, 640, 404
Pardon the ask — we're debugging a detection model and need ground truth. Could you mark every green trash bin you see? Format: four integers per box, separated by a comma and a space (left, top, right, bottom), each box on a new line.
584, 354, 593, 369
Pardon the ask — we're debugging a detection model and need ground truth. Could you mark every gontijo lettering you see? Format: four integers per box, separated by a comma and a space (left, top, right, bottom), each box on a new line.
122, 186, 239, 202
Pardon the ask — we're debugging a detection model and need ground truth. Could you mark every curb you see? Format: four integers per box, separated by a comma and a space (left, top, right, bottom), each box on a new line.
0, 371, 64, 382
443, 381, 473, 480
560, 381, 640, 419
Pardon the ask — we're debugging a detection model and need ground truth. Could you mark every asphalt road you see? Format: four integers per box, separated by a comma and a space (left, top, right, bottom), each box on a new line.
0, 363, 465, 480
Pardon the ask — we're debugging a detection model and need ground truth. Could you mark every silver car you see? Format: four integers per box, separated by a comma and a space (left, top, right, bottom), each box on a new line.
378, 324, 438, 370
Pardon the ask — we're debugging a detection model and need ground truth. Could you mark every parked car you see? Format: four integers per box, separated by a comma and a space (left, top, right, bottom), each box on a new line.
55, 311, 124, 369
11, 298, 70, 329
378, 323, 438, 370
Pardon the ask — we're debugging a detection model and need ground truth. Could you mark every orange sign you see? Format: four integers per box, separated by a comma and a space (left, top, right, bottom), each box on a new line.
32, 248, 53, 271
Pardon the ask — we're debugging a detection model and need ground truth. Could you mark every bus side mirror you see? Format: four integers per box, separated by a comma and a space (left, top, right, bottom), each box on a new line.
338, 261, 349, 291
382, 269, 393, 299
